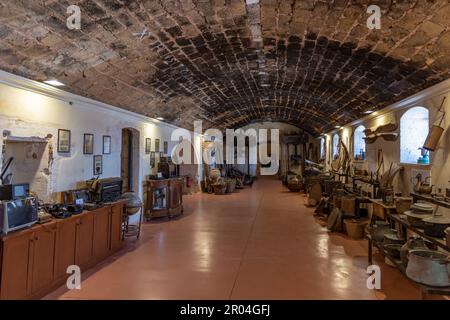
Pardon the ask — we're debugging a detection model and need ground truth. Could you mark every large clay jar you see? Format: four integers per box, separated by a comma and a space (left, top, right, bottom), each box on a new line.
372, 221, 391, 243
400, 237, 427, 266
406, 250, 450, 287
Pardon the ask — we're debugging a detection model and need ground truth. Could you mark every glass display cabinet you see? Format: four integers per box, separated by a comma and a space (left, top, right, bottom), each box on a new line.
144, 178, 183, 221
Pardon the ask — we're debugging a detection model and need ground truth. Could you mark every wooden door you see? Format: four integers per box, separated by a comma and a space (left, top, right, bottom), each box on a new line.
75, 213, 94, 269
109, 204, 123, 252
31, 223, 56, 295
0, 229, 33, 300
54, 218, 77, 280
93, 207, 110, 261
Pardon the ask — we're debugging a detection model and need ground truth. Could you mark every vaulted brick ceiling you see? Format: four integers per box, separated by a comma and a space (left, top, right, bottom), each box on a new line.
1, 0, 450, 134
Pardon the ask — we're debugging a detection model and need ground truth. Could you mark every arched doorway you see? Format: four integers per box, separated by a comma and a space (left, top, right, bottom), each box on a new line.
121, 128, 140, 193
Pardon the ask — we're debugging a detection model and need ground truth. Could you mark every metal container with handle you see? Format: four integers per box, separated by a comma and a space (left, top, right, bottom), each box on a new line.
406, 249, 450, 287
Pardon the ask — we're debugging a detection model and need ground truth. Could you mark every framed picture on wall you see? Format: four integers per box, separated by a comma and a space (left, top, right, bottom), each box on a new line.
57, 129, 71, 153
150, 151, 156, 168
155, 139, 160, 152
145, 138, 151, 154
93, 155, 103, 175
83, 133, 94, 154
163, 141, 168, 155
103, 135, 111, 154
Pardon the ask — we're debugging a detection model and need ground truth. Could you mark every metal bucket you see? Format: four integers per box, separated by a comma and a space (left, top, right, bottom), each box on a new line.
423, 125, 444, 151
406, 249, 450, 287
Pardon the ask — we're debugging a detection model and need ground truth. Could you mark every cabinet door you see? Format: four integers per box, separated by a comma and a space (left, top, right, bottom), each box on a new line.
54, 218, 77, 280
109, 204, 123, 252
31, 224, 56, 295
93, 207, 110, 261
169, 180, 182, 209
0, 230, 33, 300
76, 213, 94, 269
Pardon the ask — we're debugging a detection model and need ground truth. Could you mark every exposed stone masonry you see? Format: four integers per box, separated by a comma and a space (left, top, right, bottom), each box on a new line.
0, 0, 449, 134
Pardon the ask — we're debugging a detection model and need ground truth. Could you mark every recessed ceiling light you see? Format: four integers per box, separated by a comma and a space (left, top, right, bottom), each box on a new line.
156, 117, 164, 121
335, 126, 341, 129
43, 79, 65, 87
261, 83, 270, 87
246, 0, 260, 5
364, 110, 374, 114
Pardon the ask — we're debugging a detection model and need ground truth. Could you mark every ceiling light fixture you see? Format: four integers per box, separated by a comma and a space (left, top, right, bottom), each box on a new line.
364, 110, 374, 114
156, 117, 164, 121
245, 0, 260, 4
43, 79, 65, 87
335, 126, 341, 129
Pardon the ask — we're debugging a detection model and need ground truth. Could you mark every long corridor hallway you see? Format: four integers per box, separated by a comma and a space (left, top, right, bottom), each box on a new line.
46, 178, 424, 300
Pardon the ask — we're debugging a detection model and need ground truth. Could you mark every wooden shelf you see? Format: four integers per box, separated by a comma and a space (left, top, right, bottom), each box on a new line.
390, 214, 449, 252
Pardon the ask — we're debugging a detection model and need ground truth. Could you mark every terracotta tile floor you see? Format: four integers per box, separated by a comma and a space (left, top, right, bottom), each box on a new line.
44, 177, 442, 300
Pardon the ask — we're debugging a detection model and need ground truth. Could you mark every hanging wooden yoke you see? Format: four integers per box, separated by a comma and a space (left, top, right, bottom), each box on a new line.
423, 96, 446, 152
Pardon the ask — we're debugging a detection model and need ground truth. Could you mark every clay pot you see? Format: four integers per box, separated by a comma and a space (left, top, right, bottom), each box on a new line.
287, 176, 302, 192
213, 183, 227, 195
225, 179, 236, 193
406, 249, 450, 287
372, 221, 392, 243
400, 237, 427, 266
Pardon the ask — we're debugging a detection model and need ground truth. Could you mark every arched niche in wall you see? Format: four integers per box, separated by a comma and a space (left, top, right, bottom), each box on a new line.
332, 133, 339, 160
354, 125, 366, 160
400, 107, 429, 164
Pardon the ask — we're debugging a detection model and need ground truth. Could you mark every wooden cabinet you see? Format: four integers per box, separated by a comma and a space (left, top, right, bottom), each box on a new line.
93, 207, 111, 261
1, 201, 125, 300
0, 229, 33, 300
75, 213, 94, 268
109, 204, 123, 252
54, 218, 77, 280
30, 224, 56, 295
0, 222, 56, 300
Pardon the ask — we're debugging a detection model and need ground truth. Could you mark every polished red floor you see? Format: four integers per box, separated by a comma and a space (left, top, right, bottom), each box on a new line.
45, 177, 439, 300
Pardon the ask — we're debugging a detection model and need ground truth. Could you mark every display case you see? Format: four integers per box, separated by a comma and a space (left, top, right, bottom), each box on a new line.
144, 178, 183, 220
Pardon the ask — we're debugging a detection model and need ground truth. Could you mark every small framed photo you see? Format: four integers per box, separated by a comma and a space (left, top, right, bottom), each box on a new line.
155, 139, 160, 152
163, 141, 168, 155
57, 129, 71, 153
93, 155, 103, 175
145, 138, 151, 154
83, 133, 94, 154
103, 135, 111, 154
150, 151, 155, 168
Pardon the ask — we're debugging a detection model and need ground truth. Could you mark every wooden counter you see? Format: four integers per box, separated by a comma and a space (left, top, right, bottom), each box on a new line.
0, 201, 125, 300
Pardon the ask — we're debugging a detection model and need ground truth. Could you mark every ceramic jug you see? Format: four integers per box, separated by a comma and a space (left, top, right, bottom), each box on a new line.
400, 237, 427, 266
